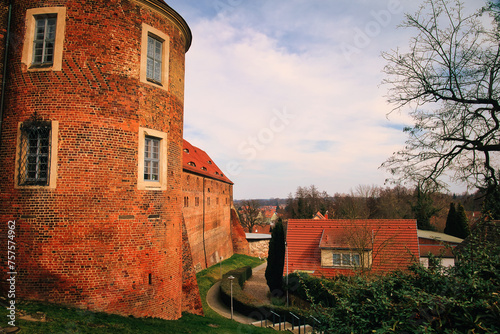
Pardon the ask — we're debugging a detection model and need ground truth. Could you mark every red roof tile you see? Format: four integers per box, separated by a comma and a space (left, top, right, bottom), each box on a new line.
183, 140, 233, 184
285, 219, 419, 278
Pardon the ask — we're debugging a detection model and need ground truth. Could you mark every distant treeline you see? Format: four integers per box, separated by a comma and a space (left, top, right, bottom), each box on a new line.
236, 185, 489, 230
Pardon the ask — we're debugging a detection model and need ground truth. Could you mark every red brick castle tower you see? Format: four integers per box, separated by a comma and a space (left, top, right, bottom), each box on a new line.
0, 0, 194, 319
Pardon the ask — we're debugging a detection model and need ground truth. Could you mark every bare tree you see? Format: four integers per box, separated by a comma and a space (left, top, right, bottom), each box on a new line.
381, 0, 500, 191
239, 200, 263, 232
339, 221, 396, 274
286, 185, 334, 219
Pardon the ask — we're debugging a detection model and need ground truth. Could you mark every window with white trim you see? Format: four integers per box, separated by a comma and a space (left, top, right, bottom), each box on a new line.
144, 136, 160, 181
22, 7, 66, 71
147, 35, 163, 84
321, 249, 372, 269
137, 127, 167, 190
332, 252, 361, 267
33, 15, 57, 66
140, 24, 170, 89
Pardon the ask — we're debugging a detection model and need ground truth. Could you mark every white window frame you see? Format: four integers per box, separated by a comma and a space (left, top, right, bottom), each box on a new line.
144, 136, 160, 182
321, 249, 372, 269
140, 23, 170, 90
22, 7, 66, 71
138, 127, 167, 190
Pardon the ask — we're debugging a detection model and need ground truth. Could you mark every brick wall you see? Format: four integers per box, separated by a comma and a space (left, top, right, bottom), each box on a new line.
231, 208, 250, 255
182, 172, 235, 271
0, 0, 191, 320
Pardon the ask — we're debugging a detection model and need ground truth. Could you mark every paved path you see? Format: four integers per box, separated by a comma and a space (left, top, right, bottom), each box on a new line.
206, 262, 270, 324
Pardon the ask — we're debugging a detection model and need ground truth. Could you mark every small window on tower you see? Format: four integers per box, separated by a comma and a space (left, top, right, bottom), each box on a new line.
15, 117, 59, 189
146, 35, 163, 84
140, 24, 170, 90
18, 121, 51, 186
32, 15, 57, 67
137, 127, 167, 191
22, 7, 66, 71
144, 137, 160, 182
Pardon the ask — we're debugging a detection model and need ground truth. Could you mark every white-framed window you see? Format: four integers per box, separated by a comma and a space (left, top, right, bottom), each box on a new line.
144, 136, 160, 181
147, 35, 163, 83
332, 252, 360, 267
140, 23, 170, 90
33, 15, 57, 66
137, 127, 167, 190
22, 7, 66, 71
321, 249, 372, 269
15, 118, 59, 189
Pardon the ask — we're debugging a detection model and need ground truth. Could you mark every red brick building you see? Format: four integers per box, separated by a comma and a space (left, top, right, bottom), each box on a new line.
0, 0, 203, 320
182, 139, 241, 271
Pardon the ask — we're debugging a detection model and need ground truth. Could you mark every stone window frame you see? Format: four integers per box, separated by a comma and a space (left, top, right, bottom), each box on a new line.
22, 7, 66, 71
137, 127, 168, 191
14, 120, 59, 189
140, 23, 170, 90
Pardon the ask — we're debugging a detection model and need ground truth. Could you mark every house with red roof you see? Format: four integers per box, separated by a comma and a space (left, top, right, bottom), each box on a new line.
285, 219, 419, 278
182, 139, 248, 272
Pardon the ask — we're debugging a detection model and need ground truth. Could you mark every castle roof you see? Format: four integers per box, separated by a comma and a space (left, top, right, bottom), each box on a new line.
183, 140, 233, 184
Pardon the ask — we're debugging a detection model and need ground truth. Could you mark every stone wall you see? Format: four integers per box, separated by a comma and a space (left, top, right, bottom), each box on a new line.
248, 239, 270, 259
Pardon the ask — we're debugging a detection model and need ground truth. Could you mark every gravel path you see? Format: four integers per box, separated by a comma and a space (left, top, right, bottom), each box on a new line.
242, 262, 271, 304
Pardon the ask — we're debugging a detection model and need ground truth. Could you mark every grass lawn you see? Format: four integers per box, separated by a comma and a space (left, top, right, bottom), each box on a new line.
0, 254, 282, 333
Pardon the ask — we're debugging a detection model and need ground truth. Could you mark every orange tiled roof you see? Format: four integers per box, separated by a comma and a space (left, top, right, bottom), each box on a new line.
183, 140, 233, 184
285, 219, 419, 278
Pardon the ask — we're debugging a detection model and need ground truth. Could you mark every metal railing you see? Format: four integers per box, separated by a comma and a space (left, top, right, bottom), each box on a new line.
269, 310, 281, 331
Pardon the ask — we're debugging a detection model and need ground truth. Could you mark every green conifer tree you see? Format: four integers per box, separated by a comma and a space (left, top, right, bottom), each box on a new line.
412, 187, 439, 230
444, 202, 457, 236
482, 185, 500, 219
265, 219, 286, 293
455, 203, 470, 239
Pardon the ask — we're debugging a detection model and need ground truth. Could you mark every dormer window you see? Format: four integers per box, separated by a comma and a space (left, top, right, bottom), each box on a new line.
201, 167, 207, 171
188, 162, 196, 167
183, 148, 189, 153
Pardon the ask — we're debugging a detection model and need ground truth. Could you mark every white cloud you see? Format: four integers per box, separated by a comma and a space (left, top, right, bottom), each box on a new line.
169, 0, 485, 198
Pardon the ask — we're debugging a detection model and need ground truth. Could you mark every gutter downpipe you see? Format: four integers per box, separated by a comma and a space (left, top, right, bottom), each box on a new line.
0, 0, 13, 147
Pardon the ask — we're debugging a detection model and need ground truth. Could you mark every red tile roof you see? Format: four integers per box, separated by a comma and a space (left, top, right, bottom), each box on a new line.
183, 140, 233, 184
285, 219, 419, 278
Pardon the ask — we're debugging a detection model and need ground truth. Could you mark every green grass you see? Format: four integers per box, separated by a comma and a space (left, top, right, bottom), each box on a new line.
0, 254, 281, 333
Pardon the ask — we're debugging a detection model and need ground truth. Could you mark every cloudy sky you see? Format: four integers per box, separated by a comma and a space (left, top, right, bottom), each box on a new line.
166, 0, 485, 199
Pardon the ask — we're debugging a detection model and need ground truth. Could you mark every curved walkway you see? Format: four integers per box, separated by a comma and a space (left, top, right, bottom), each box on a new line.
206, 262, 270, 324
